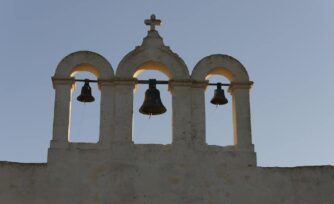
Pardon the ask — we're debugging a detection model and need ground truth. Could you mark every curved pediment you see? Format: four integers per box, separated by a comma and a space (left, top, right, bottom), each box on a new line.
116, 30, 189, 80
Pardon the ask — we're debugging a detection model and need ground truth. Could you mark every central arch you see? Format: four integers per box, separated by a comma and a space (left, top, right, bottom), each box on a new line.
114, 43, 191, 144
133, 61, 173, 79
133, 68, 172, 144
116, 48, 189, 80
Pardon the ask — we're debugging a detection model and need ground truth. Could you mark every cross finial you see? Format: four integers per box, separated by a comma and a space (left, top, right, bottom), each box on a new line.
144, 14, 161, 31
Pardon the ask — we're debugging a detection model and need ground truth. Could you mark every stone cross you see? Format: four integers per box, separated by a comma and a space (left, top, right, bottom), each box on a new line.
144, 14, 161, 31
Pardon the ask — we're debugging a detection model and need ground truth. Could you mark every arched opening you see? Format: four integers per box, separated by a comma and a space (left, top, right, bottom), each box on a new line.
133, 69, 172, 144
205, 74, 233, 146
70, 71, 100, 143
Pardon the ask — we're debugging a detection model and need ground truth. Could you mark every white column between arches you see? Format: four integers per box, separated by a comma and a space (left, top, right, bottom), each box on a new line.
169, 80, 193, 144
51, 78, 75, 148
229, 82, 254, 151
98, 80, 115, 146
190, 82, 207, 144
112, 80, 135, 144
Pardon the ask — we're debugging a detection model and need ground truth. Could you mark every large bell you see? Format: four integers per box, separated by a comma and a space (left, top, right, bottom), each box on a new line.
139, 79, 166, 115
77, 79, 95, 103
210, 83, 228, 105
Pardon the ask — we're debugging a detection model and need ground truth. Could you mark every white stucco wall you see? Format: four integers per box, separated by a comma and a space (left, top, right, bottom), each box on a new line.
0, 145, 333, 204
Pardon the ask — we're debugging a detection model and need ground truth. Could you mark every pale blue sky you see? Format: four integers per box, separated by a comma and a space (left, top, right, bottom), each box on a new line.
0, 0, 333, 167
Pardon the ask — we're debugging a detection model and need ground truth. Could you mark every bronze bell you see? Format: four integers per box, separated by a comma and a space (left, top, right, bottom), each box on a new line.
139, 79, 166, 115
210, 83, 228, 105
77, 79, 95, 103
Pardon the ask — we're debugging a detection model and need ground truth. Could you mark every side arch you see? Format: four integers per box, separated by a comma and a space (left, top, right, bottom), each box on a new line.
190, 54, 254, 152
54, 51, 114, 79
51, 51, 115, 147
191, 54, 249, 82
116, 48, 190, 80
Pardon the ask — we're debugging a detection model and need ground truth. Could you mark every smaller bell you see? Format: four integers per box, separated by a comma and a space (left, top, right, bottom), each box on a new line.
210, 83, 228, 105
139, 79, 166, 115
77, 79, 95, 103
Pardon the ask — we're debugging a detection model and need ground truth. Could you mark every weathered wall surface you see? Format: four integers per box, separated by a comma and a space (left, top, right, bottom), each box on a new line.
0, 162, 46, 203
1, 144, 333, 204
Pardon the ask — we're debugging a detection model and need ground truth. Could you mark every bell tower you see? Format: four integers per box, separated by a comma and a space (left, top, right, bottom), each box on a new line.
49, 14, 255, 164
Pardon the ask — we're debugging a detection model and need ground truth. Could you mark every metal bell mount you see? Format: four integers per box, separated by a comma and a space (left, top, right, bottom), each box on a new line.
74, 77, 229, 114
